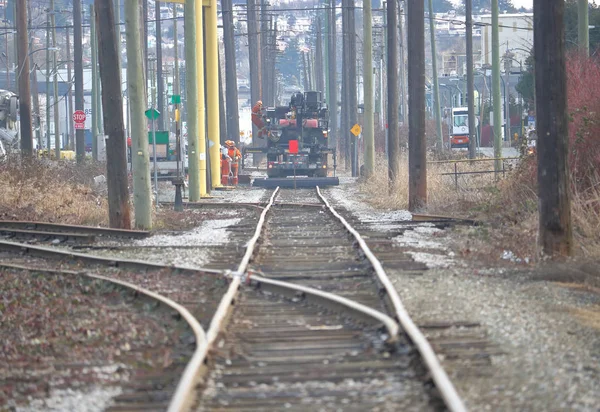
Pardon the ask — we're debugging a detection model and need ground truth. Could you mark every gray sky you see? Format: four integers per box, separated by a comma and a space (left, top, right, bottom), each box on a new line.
510, 0, 597, 8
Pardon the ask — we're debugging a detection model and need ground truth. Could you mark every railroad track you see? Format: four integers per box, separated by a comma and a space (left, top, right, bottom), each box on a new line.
0, 188, 467, 411
188, 188, 465, 412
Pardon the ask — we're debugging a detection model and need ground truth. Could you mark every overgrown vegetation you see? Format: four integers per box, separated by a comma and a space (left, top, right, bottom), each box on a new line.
0, 156, 109, 226
360, 53, 600, 260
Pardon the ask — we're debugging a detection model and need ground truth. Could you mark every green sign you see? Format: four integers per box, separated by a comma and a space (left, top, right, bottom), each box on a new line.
145, 108, 161, 120
171, 95, 181, 104
148, 131, 169, 145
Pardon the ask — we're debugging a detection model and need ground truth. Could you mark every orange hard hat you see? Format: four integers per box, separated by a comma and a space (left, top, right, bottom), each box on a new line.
225, 140, 235, 147
256, 100, 263, 106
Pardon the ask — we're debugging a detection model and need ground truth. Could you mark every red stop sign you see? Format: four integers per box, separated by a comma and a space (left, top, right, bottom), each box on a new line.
73, 110, 86, 123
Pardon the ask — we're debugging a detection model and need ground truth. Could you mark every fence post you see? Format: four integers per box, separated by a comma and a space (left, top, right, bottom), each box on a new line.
455, 162, 458, 190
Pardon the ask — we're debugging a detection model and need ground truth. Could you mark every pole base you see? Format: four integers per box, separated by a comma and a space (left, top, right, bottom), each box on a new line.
172, 178, 185, 212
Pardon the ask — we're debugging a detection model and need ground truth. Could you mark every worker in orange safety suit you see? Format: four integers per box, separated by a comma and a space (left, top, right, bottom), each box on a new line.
224, 140, 241, 185
251, 100, 269, 139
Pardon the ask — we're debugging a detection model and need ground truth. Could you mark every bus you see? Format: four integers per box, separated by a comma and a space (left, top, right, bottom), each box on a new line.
450, 107, 469, 149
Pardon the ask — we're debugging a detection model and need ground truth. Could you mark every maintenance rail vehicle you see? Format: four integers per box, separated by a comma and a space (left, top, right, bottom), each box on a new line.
246, 91, 339, 188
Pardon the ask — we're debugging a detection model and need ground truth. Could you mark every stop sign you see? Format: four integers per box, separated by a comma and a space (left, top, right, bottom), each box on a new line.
73, 110, 86, 123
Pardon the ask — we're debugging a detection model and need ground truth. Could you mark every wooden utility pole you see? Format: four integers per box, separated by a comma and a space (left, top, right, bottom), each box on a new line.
302, 51, 309, 91
578, 0, 589, 56
27, 3, 40, 150
348, 0, 357, 177
328, 0, 337, 151
155, 0, 164, 131
398, 3, 407, 125
51, 0, 60, 158
185, 0, 202, 200
387, 0, 399, 185
407, 0, 427, 211
95, 0, 132, 229
534, 0, 572, 257
466, 0, 477, 159
492, 0, 502, 172
248, 0, 261, 162
341, 0, 349, 168
316, 17, 324, 96
207, 0, 222, 189
66, 27, 74, 150
223, 0, 240, 144
126, 0, 152, 229
363, 0, 374, 177
428, 0, 443, 150
16, 0, 33, 155
31, 64, 41, 147
46, 14, 51, 152
91, 4, 99, 159
143, 0, 148, 83
74, 0, 85, 161
260, 0, 269, 104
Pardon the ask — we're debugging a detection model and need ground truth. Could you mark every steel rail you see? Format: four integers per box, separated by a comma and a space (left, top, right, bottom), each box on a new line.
0, 263, 207, 404
167, 188, 280, 412
250, 274, 399, 342
0, 221, 150, 238
0, 240, 222, 275
316, 187, 467, 412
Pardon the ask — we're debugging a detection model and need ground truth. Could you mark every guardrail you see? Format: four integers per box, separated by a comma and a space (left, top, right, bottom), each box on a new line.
429, 157, 521, 190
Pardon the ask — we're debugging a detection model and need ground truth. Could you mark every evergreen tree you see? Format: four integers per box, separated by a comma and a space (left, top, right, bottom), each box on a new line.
427, 0, 454, 13
277, 37, 301, 85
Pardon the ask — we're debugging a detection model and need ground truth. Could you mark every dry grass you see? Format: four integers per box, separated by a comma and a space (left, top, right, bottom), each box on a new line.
0, 156, 109, 226
360, 153, 511, 217
359, 152, 600, 260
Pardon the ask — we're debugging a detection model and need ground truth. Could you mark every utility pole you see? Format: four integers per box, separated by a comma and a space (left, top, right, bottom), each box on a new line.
428, 0, 443, 150
223, 0, 240, 144
504, 49, 512, 151
46, 14, 51, 152
341, 0, 349, 168
348, 0, 357, 177
51, 0, 60, 159
398, 2, 407, 125
248, 0, 262, 164
260, 0, 269, 104
66, 27, 74, 150
74, 0, 85, 162
466, 0, 476, 159
143, 0, 148, 83
207, 0, 222, 189
535, 0, 572, 257
407, 0, 426, 210
185, 0, 202, 201
155, 0, 164, 130
91, 4, 99, 160
328, 0, 337, 151
316, 17, 324, 96
302, 51, 309, 91
194, 0, 207, 197
31, 64, 41, 148
16, 0, 33, 155
363, 0, 374, 177
492, 0, 502, 172
387, 0, 399, 185
95, 0, 132, 229
218, 51, 227, 144
126, 0, 152, 229
579, 0, 589, 56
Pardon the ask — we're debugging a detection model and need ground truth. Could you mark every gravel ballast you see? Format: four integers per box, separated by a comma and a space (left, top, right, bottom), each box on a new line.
323, 179, 600, 411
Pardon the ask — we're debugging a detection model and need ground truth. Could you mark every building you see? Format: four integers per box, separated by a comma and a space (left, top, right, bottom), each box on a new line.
479, 13, 534, 69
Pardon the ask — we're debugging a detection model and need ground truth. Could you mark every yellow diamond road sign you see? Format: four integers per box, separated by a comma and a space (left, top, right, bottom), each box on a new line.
350, 124, 361, 136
